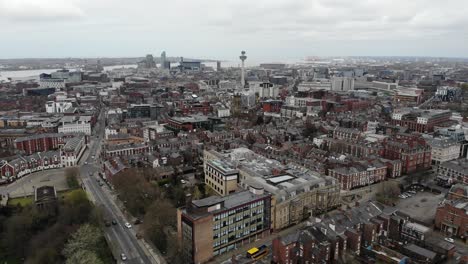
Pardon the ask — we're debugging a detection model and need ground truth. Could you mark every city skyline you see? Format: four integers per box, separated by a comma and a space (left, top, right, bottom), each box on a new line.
1, 0, 468, 60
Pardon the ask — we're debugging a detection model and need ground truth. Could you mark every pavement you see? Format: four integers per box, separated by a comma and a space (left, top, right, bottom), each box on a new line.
395, 190, 445, 225
0, 168, 69, 198
78, 107, 165, 264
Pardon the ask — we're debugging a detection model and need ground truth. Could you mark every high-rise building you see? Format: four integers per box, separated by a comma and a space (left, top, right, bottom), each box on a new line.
177, 188, 272, 264
216, 61, 221, 72
239, 51, 247, 88
144, 54, 156, 68
161, 51, 169, 69
331, 76, 355, 91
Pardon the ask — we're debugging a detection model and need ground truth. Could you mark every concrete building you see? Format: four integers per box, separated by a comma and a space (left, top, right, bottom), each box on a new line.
331, 76, 354, 91
60, 136, 86, 167
166, 115, 214, 132
127, 104, 159, 120
143, 124, 174, 142
427, 138, 460, 164
203, 148, 341, 230
436, 159, 468, 185
177, 189, 271, 264
297, 80, 332, 92
239, 51, 247, 88
45, 100, 74, 113
58, 116, 92, 135
204, 159, 239, 196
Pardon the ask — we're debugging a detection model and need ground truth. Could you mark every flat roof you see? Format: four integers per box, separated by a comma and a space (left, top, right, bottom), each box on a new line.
268, 175, 294, 184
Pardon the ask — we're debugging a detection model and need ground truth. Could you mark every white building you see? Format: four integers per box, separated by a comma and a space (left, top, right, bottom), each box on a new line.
249, 82, 279, 98
217, 108, 231, 118
45, 101, 73, 113
61, 136, 86, 167
428, 138, 461, 164
297, 80, 332, 92
331, 77, 354, 91
58, 116, 92, 135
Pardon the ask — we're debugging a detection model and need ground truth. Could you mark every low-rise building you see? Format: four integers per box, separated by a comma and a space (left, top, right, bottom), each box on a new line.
204, 148, 341, 230
204, 159, 239, 196
58, 116, 92, 135
328, 160, 387, 190
436, 159, 468, 185
427, 138, 460, 164
435, 199, 468, 238
391, 108, 452, 133
61, 136, 86, 167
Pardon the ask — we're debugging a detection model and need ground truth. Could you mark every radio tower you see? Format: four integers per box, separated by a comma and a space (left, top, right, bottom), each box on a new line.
239, 51, 247, 88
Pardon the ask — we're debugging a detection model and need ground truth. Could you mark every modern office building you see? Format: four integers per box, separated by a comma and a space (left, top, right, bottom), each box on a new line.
331, 76, 355, 91
177, 188, 272, 264
203, 148, 341, 230
204, 159, 239, 196
127, 104, 159, 120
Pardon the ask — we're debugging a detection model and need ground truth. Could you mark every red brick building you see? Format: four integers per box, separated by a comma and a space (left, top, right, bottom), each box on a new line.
328, 160, 387, 190
262, 100, 283, 113
272, 228, 331, 264
382, 135, 432, 174
391, 109, 452, 133
435, 200, 468, 239
14, 133, 74, 155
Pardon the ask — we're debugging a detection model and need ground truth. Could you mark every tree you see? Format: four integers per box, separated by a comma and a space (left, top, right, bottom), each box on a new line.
302, 121, 318, 139
376, 181, 400, 205
63, 224, 103, 258
142, 200, 176, 253
66, 250, 104, 264
65, 168, 80, 189
192, 186, 203, 200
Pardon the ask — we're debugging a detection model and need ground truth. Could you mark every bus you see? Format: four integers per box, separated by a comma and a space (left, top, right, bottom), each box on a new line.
246, 245, 268, 260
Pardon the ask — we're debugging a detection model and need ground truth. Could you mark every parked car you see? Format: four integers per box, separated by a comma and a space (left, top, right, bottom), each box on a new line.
444, 237, 454, 243
121, 253, 127, 261
124, 222, 132, 229
104, 220, 111, 227
112, 220, 117, 225
134, 218, 142, 225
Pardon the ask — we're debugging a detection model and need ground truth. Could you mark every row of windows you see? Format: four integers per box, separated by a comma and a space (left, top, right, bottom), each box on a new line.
213, 203, 264, 221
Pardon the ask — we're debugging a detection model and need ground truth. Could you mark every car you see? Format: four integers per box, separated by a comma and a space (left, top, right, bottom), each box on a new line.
180, 179, 187, 184
99, 182, 104, 187
91, 155, 95, 159
104, 220, 111, 227
134, 218, 142, 225
84, 161, 88, 165
121, 253, 127, 261
408, 190, 416, 194
124, 222, 132, 229
112, 220, 117, 225
444, 237, 454, 243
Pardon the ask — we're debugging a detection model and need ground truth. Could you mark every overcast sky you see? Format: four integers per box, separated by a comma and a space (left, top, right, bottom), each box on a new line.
1, 0, 468, 62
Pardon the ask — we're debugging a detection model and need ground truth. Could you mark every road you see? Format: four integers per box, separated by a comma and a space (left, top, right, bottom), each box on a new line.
79, 107, 163, 264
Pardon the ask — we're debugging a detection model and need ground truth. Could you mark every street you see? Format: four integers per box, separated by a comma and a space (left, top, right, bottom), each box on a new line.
79, 107, 164, 264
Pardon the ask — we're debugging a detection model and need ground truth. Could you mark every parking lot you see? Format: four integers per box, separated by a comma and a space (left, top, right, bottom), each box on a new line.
395, 190, 445, 225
